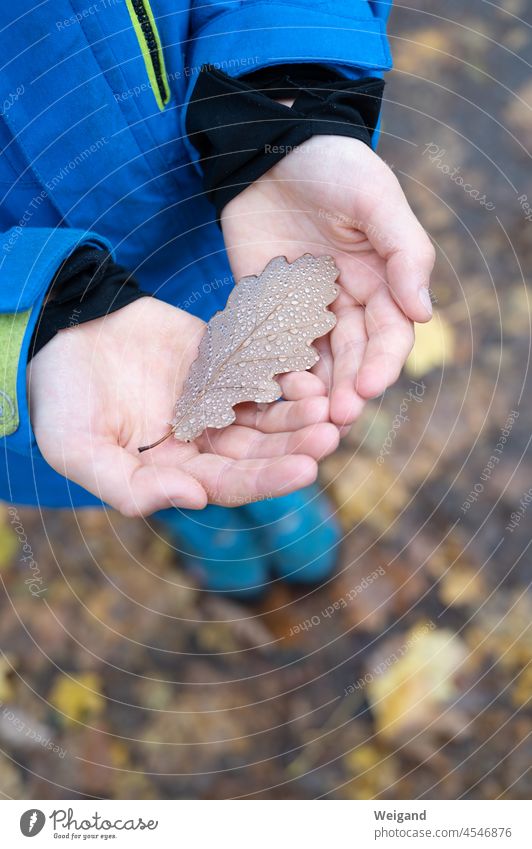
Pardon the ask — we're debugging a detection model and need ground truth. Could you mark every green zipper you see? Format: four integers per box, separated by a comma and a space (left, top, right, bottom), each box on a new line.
125, 0, 170, 110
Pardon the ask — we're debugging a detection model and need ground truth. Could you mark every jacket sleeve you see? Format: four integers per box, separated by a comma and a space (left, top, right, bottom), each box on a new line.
182, 0, 393, 159
0, 227, 112, 455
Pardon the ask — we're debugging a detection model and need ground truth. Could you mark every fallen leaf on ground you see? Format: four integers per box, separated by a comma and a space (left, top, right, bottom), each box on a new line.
323, 454, 410, 534
367, 625, 470, 742
406, 311, 455, 377
48, 673, 105, 727
438, 564, 487, 608
0, 507, 18, 571
0, 657, 14, 703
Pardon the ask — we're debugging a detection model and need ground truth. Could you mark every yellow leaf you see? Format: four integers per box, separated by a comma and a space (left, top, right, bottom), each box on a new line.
0, 657, 14, 703
324, 455, 410, 534
342, 745, 398, 799
439, 565, 486, 608
368, 625, 469, 740
0, 506, 18, 571
108, 741, 130, 769
394, 28, 450, 74
344, 744, 381, 773
511, 666, 532, 708
49, 673, 105, 726
406, 311, 455, 377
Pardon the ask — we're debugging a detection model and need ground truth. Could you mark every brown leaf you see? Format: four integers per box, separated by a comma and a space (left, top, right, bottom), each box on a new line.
167, 254, 338, 444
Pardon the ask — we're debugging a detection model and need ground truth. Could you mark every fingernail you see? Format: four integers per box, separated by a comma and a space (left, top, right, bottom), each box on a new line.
418, 287, 433, 316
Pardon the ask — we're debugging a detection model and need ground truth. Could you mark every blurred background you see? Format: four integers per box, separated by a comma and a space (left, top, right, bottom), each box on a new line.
1, 0, 531, 800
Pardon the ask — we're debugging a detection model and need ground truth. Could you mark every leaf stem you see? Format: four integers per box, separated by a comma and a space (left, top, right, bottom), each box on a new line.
138, 429, 173, 453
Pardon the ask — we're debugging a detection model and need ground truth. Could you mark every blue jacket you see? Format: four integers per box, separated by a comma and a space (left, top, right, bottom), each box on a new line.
0, 0, 392, 507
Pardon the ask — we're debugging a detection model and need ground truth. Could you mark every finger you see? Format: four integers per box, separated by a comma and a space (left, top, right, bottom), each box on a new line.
198, 422, 340, 461
356, 286, 415, 399
183, 453, 318, 505
364, 172, 436, 322
311, 334, 334, 391
63, 442, 208, 517
234, 395, 329, 432
329, 301, 368, 426
277, 370, 327, 400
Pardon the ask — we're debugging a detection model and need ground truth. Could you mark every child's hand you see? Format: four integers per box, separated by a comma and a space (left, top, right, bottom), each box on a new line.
221, 135, 435, 427
28, 298, 339, 516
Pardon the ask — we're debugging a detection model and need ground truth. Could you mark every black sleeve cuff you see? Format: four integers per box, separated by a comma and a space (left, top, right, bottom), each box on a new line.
186, 65, 385, 219
29, 247, 148, 358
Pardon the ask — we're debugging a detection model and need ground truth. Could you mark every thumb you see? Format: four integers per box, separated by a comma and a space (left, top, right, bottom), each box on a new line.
362, 168, 436, 323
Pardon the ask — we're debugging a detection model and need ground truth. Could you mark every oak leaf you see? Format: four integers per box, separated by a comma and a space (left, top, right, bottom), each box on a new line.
140, 254, 338, 449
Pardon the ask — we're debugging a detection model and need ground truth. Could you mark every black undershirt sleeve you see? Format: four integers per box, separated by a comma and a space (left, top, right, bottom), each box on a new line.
186, 64, 385, 219
29, 247, 147, 359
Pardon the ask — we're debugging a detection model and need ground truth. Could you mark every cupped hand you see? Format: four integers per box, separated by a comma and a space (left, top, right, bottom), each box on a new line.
221, 135, 436, 428
28, 298, 339, 516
